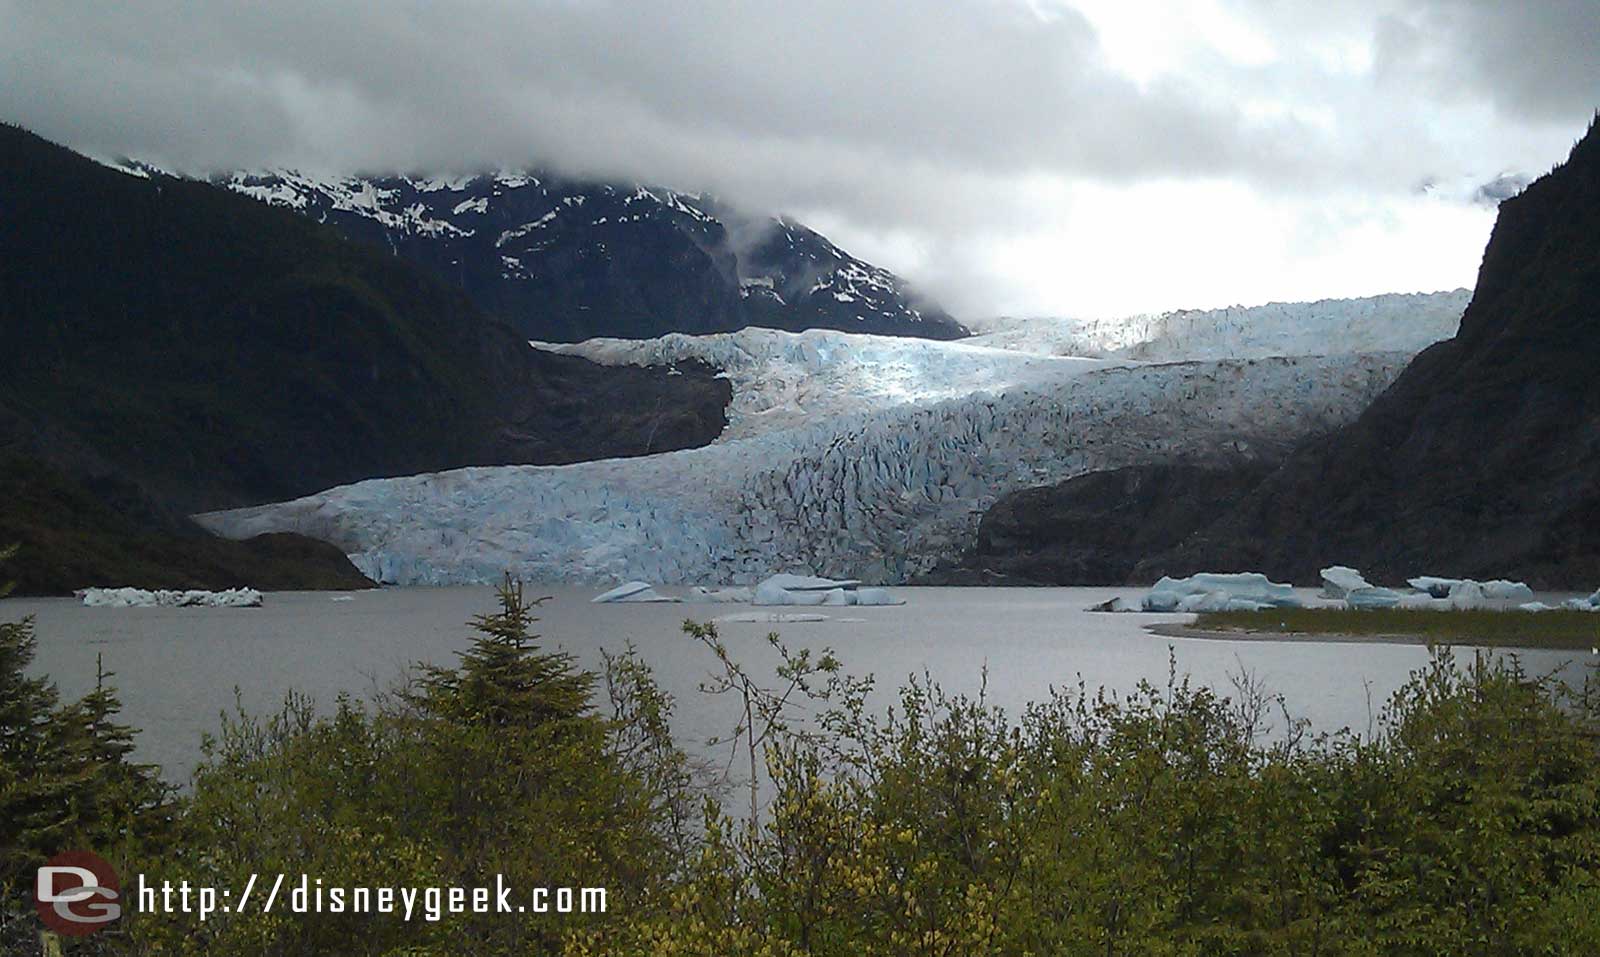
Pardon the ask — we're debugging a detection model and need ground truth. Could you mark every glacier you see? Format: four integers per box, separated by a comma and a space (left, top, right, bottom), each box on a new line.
963, 290, 1470, 362
198, 346, 1413, 587
533, 327, 1114, 441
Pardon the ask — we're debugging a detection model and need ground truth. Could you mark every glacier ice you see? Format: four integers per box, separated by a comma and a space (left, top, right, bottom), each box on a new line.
688, 586, 754, 603
1480, 580, 1535, 602
1141, 573, 1300, 613
1320, 565, 1372, 599
1406, 576, 1533, 603
1448, 581, 1488, 611
1345, 586, 1404, 609
750, 574, 901, 607
964, 291, 1469, 363
1408, 576, 1463, 598
591, 581, 679, 603
198, 347, 1415, 587
79, 587, 264, 608
534, 326, 1115, 442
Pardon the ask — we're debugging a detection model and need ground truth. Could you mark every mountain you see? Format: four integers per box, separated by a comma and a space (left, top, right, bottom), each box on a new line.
210, 169, 966, 342
0, 125, 730, 593
1145, 116, 1600, 588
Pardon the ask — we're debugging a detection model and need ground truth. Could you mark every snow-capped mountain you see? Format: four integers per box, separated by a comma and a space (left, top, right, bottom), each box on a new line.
213, 169, 966, 342
964, 290, 1471, 361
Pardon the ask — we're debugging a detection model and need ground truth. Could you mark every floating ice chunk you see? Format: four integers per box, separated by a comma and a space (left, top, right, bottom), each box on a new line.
714, 612, 829, 624
853, 587, 905, 606
1345, 586, 1404, 609
1409, 576, 1532, 604
761, 574, 862, 592
1448, 581, 1488, 611
687, 586, 754, 603
1088, 596, 1138, 613
1320, 565, 1372, 599
1519, 601, 1555, 612
1398, 594, 1451, 611
1142, 573, 1299, 612
1480, 580, 1534, 602
753, 573, 858, 605
80, 587, 263, 608
1408, 576, 1463, 598
591, 581, 679, 603
1176, 592, 1271, 612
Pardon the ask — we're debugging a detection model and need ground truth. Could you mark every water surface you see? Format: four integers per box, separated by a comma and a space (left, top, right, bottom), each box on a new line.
13, 586, 1587, 782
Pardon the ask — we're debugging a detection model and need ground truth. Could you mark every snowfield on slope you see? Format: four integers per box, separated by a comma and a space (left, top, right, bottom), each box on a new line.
964, 290, 1470, 361
199, 352, 1413, 586
534, 327, 1116, 440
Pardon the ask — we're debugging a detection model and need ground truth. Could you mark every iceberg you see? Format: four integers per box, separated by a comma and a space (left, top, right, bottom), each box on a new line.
591, 581, 679, 603
1320, 565, 1372, 599
1408, 576, 1534, 604
853, 587, 906, 607
1561, 590, 1600, 612
1345, 586, 1405, 609
1141, 573, 1299, 613
1397, 594, 1450, 611
79, 587, 263, 608
687, 586, 754, 603
714, 612, 829, 624
1448, 581, 1488, 611
1408, 576, 1462, 598
750, 573, 900, 607
1480, 580, 1534, 602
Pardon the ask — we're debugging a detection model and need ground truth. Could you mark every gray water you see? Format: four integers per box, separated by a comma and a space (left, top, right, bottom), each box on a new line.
12, 586, 1590, 783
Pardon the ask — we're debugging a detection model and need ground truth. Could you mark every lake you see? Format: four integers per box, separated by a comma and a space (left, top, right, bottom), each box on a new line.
13, 585, 1590, 783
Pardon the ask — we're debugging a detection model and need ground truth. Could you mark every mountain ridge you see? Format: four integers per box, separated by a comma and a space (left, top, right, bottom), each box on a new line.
183, 165, 966, 342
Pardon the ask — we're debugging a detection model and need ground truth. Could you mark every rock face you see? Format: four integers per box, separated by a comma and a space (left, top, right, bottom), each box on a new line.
921, 462, 1271, 585
1154, 117, 1600, 588
214, 170, 966, 342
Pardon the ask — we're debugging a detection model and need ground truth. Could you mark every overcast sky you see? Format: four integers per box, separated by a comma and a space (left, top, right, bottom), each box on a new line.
2, 0, 1595, 318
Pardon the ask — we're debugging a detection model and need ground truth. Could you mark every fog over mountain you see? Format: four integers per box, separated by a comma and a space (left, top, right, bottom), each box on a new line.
2, 0, 1593, 317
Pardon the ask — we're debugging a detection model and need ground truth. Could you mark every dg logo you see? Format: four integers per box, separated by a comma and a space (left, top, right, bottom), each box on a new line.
34, 851, 122, 936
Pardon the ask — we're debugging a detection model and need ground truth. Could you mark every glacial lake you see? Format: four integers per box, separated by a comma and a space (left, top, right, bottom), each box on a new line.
13, 585, 1592, 783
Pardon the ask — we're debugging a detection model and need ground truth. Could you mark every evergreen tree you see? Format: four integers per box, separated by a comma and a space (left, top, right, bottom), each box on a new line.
412, 577, 594, 729
0, 544, 79, 890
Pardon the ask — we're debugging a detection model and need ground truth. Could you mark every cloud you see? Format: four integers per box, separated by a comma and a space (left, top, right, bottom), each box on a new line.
0, 0, 1592, 317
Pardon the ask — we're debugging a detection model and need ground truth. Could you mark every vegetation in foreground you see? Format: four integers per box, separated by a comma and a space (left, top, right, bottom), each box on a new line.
8, 555, 1600, 954
1196, 606, 1600, 649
